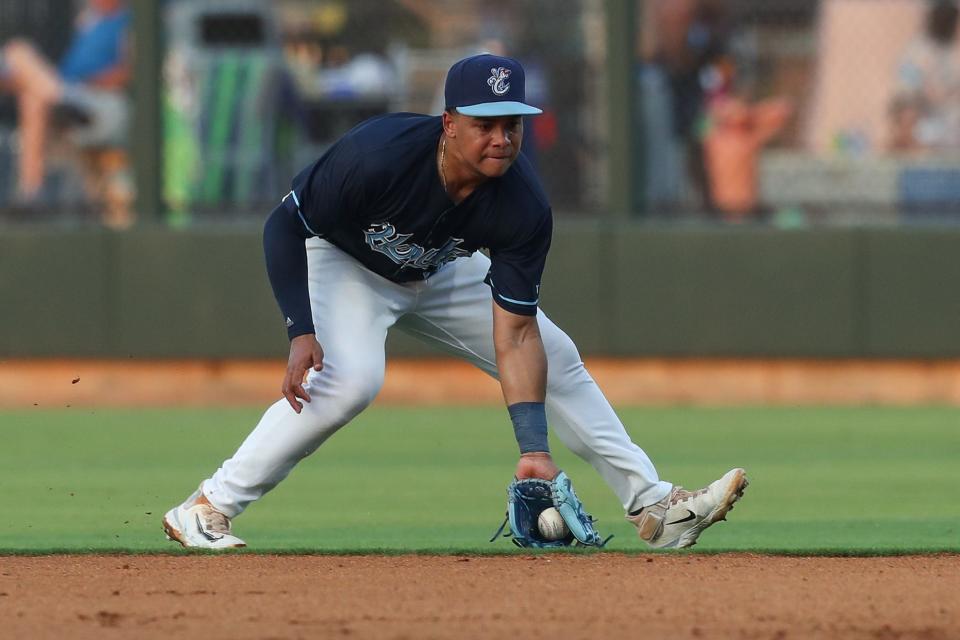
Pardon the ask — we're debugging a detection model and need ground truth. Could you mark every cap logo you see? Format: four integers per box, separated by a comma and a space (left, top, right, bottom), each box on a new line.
487, 67, 512, 96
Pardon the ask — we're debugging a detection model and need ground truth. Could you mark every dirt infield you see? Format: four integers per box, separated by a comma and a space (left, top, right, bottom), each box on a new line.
1, 554, 957, 639
3, 358, 960, 407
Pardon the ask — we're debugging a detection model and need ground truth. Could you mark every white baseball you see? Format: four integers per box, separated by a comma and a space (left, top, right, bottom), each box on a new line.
537, 507, 570, 541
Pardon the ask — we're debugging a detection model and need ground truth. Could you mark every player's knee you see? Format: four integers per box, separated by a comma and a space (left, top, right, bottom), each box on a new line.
543, 329, 586, 392
304, 361, 384, 413
556, 431, 592, 459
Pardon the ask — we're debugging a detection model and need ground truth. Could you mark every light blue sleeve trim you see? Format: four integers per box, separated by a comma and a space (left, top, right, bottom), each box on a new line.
284, 190, 319, 236
490, 278, 539, 306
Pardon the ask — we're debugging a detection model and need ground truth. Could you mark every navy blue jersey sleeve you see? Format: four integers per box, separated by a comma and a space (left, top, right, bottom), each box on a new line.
291, 136, 367, 236
263, 199, 314, 340
485, 209, 553, 316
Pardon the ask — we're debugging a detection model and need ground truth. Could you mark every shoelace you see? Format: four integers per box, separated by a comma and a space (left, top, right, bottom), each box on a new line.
197, 505, 231, 535
669, 486, 708, 506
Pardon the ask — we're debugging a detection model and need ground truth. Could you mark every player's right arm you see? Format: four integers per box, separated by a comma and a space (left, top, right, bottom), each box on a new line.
263, 201, 323, 413
263, 138, 366, 413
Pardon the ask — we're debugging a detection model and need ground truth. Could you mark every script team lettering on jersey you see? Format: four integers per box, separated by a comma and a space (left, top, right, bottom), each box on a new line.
364, 222, 471, 271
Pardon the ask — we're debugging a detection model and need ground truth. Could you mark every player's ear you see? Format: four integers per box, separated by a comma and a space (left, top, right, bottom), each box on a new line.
442, 109, 457, 138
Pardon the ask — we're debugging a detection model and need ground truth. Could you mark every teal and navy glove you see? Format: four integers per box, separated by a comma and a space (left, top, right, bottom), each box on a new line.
490, 471, 610, 548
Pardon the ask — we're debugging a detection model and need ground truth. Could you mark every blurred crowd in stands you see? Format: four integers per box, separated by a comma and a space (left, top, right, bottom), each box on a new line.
636, 0, 795, 220
1, 0, 960, 227
890, 0, 960, 152
0, 0, 131, 226
639, 0, 960, 224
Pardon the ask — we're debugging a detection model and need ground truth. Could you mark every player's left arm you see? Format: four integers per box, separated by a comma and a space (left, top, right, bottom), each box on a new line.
487, 189, 558, 480
492, 304, 560, 481
493, 303, 545, 406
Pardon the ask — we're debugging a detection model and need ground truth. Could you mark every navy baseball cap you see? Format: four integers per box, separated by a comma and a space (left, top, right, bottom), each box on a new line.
444, 54, 543, 117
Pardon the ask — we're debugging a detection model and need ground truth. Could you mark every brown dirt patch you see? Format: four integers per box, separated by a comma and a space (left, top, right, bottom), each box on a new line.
3, 358, 960, 407
1, 554, 957, 639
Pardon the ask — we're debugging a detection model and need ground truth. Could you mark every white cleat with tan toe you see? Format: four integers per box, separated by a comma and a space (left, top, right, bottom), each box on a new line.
162, 487, 246, 549
627, 468, 748, 549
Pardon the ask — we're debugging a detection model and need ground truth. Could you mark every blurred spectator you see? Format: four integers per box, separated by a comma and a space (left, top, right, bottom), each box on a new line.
315, 52, 397, 100
703, 92, 793, 219
697, 46, 793, 219
0, 0, 130, 205
638, 0, 730, 213
889, 0, 960, 151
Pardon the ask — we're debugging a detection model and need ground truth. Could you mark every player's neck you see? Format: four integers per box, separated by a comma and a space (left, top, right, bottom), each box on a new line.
438, 136, 486, 204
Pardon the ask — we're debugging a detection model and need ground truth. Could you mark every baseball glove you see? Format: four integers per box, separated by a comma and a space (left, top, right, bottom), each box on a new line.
490, 471, 610, 548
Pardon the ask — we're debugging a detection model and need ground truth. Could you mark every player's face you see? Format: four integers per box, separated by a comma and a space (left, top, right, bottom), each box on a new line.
448, 114, 524, 179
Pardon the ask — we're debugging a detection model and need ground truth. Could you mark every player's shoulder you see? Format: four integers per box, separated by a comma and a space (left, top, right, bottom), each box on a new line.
498, 152, 551, 216
346, 113, 441, 153
483, 154, 552, 249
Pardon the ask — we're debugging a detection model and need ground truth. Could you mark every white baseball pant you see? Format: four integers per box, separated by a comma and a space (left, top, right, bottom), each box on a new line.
202, 238, 671, 516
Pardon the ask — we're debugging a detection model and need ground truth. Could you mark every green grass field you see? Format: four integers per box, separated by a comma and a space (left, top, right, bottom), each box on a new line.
1, 406, 957, 554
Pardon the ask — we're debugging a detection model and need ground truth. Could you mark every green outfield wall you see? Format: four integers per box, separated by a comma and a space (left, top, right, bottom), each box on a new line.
2, 224, 958, 358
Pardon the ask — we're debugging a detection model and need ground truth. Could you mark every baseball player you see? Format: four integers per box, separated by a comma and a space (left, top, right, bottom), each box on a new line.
163, 54, 747, 550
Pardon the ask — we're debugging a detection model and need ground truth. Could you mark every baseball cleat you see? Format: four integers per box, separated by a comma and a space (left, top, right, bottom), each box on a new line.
627, 468, 748, 549
162, 487, 246, 549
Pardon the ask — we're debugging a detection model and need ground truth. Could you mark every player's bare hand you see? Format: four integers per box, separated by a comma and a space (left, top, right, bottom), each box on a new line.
514, 452, 560, 481
282, 334, 324, 413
